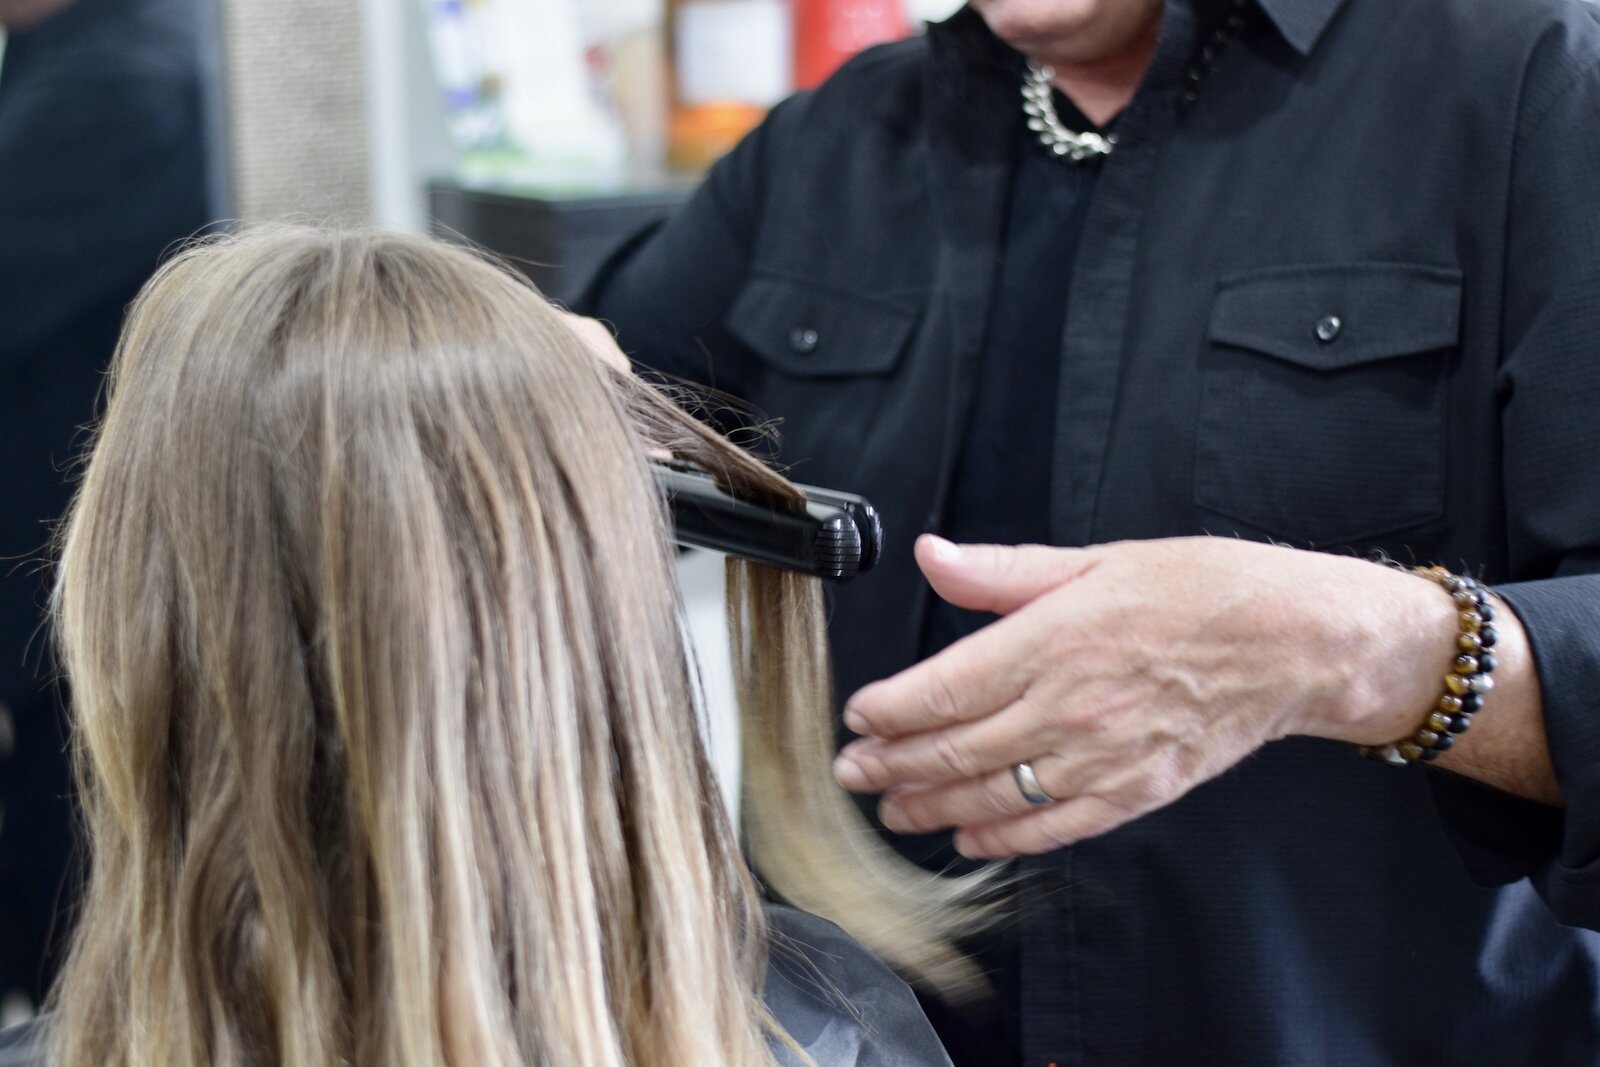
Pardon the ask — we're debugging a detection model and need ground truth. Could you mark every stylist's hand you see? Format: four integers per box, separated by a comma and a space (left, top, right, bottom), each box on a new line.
834, 535, 1457, 859
560, 311, 678, 461
562, 311, 631, 373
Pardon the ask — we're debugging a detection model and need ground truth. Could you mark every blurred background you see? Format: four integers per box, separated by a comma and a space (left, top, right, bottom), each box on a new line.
0, 0, 962, 1023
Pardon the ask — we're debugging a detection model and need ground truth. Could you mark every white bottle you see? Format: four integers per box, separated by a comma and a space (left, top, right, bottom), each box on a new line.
422, 0, 630, 187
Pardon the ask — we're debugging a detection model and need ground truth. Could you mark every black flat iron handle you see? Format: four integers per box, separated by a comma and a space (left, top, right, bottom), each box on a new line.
653, 460, 882, 583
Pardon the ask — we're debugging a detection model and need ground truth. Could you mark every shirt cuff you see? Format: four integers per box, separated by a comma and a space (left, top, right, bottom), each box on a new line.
1429, 576, 1600, 929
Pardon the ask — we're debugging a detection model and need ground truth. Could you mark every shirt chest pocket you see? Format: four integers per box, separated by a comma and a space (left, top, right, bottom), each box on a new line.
725, 275, 918, 378
1194, 263, 1462, 547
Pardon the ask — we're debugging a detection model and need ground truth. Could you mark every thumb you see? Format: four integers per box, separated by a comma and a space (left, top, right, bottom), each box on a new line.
915, 535, 1097, 615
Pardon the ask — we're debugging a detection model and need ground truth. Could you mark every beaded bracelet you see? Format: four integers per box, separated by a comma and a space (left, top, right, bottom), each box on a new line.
1359, 566, 1498, 767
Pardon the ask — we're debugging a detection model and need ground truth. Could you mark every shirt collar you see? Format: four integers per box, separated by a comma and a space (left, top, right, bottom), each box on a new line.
930, 0, 1352, 64
1247, 0, 1349, 55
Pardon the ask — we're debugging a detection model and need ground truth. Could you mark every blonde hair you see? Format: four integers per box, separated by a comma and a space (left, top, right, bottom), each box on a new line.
47, 227, 990, 1067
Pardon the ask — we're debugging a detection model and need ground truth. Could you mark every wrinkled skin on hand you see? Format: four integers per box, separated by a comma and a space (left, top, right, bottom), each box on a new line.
834, 535, 1457, 859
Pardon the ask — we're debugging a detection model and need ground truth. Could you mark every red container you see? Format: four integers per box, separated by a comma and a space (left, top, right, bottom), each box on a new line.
794, 0, 908, 90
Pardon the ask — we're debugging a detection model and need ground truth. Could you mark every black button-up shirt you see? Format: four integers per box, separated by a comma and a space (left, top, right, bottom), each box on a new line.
585, 0, 1600, 1062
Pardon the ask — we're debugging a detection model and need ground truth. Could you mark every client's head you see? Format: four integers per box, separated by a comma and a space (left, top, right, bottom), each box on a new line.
51, 228, 783, 1067
50, 227, 990, 1067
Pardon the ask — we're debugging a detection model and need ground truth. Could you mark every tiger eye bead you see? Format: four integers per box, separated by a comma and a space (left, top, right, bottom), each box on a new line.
1362, 568, 1499, 770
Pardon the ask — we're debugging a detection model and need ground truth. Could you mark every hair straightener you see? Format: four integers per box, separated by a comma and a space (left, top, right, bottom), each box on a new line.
652, 459, 882, 583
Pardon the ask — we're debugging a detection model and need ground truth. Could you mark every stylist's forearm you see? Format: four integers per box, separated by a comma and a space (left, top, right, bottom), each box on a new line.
1429, 605, 1561, 807
1293, 572, 1561, 807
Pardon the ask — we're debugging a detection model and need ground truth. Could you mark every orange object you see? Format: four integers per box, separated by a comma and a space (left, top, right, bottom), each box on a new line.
794, 0, 908, 90
667, 0, 794, 172
667, 100, 768, 172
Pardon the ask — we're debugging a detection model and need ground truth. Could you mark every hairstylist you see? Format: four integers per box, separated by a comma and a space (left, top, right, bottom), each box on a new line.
581, 0, 1600, 1063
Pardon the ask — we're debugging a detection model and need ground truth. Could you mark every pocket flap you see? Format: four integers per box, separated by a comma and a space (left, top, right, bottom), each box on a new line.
725, 275, 917, 378
1208, 263, 1462, 370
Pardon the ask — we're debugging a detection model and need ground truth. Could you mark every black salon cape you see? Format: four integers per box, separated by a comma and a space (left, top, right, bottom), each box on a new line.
582, 0, 1600, 1062
0, 907, 952, 1066
765, 907, 954, 1065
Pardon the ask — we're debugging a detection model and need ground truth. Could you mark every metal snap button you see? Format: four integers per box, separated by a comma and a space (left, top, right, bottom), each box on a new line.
1314, 315, 1343, 343
789, 327, 820, 354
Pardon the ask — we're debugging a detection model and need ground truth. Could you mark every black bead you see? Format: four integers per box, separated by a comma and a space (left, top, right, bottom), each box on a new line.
1421, 746, 1443, 762
1479, 625, 1498, 648
1459, 692, 1484, 713
1448, 713, 1472, 734
1479, 603, 1497, 622
1431, 733, 1456, 752
1478, 651, 1498, 674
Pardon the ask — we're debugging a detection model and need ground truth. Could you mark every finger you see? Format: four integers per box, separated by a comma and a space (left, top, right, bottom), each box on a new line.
835, 699, 1048, 793
561, 311, 631, 373
874, 757, 1072, 834
844, 615, 1033, 739
916, 535, 1098, 616
952, 794, 1135, 859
